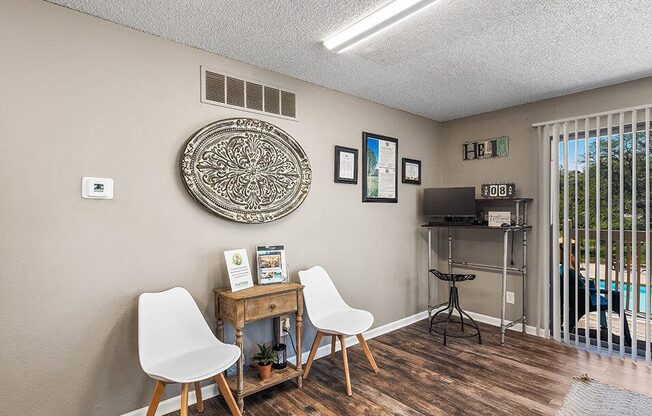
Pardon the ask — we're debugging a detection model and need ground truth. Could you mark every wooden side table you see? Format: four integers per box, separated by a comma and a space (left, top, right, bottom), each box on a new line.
214, 283, 304, 412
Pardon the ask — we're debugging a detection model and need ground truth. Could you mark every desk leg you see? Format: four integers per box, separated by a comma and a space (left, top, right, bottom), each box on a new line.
448, 228, 453, 273
427, 227, 432, 322
296, 293, 303, 388
501, 230, 508, 346
235, 327, 244, 412
522, 229, 528, 334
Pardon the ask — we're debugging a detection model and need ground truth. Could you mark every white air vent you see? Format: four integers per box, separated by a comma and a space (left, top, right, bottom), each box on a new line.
201, 66, 297, 120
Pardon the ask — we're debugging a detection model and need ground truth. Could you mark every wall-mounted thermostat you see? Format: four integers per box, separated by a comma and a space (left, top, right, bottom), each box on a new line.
81, 177, 114, 199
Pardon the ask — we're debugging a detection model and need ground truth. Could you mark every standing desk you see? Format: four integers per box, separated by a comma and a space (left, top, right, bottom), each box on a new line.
423, 198, 532, 345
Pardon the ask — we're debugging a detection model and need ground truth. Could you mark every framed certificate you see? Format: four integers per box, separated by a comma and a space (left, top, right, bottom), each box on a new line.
401, 158, 421, 185
334, 145, 358, 184
362, 132, 398, 203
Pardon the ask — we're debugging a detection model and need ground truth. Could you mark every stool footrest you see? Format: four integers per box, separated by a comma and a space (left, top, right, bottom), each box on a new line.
428, 284, 482, 346
430, 319, 481, 339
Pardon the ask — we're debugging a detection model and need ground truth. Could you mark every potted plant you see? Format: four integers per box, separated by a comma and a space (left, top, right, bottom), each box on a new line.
253, 343, 277, 380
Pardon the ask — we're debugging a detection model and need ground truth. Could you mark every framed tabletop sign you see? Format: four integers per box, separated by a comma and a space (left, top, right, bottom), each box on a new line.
362, 132, 398, 203
256, 245, 287, 285
401, 158, 421, 185
334, 145, 358, 184
223, 248, 254, 292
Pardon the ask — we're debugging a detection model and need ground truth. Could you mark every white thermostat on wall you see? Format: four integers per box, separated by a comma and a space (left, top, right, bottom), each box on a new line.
81, 177, 114, 199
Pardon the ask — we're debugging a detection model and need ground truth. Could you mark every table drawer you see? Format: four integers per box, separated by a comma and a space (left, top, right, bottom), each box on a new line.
245, 292, 296, 322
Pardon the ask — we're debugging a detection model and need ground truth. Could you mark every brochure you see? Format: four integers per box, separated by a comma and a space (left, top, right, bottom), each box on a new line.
224, 248, 253, 292
256, 245, 287, 285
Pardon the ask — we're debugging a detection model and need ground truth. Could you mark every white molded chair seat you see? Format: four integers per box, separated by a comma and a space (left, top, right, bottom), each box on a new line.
298, 266, 379, 397
310, 308, 373, 336
146, 343, 240, 383
138, 287, 242, 416
298, 265, 375, 335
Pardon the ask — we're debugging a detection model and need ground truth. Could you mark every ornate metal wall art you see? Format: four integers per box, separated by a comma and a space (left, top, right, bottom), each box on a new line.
180, 118, 311, 223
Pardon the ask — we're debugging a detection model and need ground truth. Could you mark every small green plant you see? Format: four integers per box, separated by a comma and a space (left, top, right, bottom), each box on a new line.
253, 343, 277, 366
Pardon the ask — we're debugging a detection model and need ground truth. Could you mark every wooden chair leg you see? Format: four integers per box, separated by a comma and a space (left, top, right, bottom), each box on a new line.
145, 381, 166, 416
331, 335, 337, 359
303, 331, 323, 379
338, 335, 352, 396
215, 372, 242, 416
194, 381, 204, 413
356, 334, 379, 373
180, 383, 189, 416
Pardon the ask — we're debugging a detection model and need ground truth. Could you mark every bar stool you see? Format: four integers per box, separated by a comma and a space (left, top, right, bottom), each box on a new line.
429, 269, 482, 345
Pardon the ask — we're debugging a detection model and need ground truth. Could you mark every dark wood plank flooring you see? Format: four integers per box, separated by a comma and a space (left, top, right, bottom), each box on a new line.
164, 321, 652, 415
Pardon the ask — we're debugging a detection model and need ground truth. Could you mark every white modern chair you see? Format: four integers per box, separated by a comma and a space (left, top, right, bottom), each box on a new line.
298, 266, 378, 396
138, 287, 242, 416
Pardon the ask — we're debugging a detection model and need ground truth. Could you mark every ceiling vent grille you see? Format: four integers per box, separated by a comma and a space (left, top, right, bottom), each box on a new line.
281, 91, 296, 118
226, 77, 245, 107
201, 66, 297, 121
264, 87, 280, 114
204, 71, 225, 103
246, 82, 263, 111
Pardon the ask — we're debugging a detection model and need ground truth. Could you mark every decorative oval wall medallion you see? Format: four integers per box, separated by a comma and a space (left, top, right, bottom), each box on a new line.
180, 118, 311, 223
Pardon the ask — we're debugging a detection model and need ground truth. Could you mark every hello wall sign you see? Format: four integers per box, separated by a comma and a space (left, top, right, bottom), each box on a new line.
462, 135, 509, 161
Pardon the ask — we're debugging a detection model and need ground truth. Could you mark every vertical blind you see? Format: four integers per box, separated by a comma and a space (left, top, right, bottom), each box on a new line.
534, 104, 652, 362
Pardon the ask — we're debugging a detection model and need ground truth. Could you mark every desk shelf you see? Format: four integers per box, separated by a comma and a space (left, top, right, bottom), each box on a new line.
476, 197, 533, 203
422, 223, 532, 231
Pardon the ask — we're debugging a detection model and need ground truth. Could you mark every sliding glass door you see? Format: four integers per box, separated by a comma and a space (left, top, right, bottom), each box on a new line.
536, 106, 652, 363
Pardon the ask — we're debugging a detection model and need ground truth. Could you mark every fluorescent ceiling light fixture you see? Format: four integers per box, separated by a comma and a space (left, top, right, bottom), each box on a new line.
323, 0, 439, 53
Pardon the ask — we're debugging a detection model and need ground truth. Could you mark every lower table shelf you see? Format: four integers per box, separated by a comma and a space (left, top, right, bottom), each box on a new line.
227, 363, 302, 398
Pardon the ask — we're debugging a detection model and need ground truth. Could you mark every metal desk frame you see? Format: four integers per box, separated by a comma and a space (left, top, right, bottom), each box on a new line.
425, 199, 531, 345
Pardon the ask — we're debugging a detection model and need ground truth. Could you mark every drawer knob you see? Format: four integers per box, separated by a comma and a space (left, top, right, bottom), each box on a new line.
270, 304, 277, 310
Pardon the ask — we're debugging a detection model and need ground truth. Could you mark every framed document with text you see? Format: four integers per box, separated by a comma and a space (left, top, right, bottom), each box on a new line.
334, 145, 358, 184
224, 248, 254, 292
402, 158, 421, 185
362, 132, 398, 203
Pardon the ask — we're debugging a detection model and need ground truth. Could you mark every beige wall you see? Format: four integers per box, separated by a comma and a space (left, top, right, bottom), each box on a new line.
3, 0, 652, 414
0, 1, 442, 415
440, 76, 652, 331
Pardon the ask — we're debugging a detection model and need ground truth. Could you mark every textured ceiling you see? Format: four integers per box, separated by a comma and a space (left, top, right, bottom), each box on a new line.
47, 0, 652, 121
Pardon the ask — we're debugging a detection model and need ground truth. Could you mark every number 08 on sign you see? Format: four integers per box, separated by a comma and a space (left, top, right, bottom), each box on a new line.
481, 183, 516, 199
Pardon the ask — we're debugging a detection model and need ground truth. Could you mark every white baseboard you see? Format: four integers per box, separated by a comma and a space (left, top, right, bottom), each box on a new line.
464, 310, 539, 336
121, 310, 427, 416
121, 383, 219, 416
122, 309, 540, 415
287, 310, 429, 365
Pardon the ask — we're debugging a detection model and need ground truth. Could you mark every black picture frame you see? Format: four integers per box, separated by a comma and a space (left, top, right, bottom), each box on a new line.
401, 158, 421, 185
334, 145, 358, 184
362, 132, 398, 203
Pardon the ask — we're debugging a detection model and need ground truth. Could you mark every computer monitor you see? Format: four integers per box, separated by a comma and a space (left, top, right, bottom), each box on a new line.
423, 187, 476, 218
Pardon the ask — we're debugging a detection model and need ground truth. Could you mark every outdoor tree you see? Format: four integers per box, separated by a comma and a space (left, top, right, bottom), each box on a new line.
558, 131, 650, 267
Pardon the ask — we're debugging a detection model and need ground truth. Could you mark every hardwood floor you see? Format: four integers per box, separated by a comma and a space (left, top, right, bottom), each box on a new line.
164, 321, 652, 416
